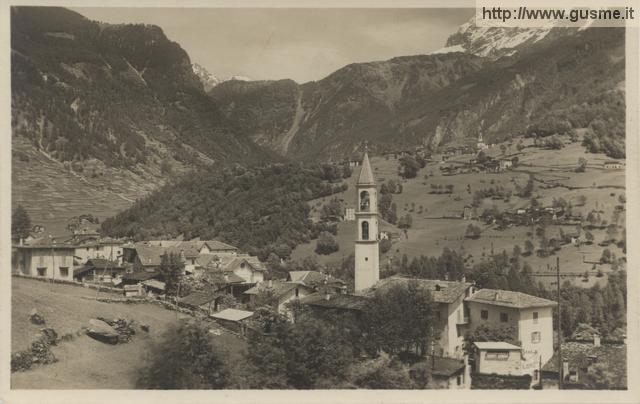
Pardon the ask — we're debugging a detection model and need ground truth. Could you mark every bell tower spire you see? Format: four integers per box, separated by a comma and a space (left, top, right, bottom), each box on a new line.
354, 146, 379, 292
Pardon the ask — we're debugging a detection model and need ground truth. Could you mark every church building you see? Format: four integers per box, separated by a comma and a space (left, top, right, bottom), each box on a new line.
354, 150, 380, 292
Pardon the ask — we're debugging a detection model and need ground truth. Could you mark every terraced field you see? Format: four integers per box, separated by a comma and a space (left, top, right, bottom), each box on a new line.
293, 135, 626, 288
12, 137, 162, 235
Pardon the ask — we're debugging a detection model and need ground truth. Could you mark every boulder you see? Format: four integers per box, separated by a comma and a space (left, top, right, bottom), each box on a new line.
86, 319, 119, 344
30, 308, 45, 325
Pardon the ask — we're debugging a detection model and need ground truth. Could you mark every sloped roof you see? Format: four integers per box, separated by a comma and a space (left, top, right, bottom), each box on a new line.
122, 271, 159, 282
196, 254, 219, 268
202, 240, 238, 251
357, 152, 375, 185
223, 255, 266, 272
411, 356, 465, 378
299, 292, 369, 311
85, 258, 122, 269
542, 342, 627, 388
180, 290, 221, 307
244, 281, 310, 298
288, 271, 345, 286
134, 244, 166, 267
474, 341, 522, 351
465, 289, 557, 309
142, 279, 165, 291
211, 308, 254, 322
362, 275, 471, 304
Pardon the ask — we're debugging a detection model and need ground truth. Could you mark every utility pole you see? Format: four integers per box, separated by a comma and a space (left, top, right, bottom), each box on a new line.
556, 256, 563, 389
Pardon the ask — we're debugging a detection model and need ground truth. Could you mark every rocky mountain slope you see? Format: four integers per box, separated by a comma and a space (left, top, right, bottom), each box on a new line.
210, 25, 624, 160
11, 7, 277, 230
192, 62, 252, 91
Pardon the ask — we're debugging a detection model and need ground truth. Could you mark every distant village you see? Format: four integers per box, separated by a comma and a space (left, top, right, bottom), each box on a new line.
11, 147, 626, 390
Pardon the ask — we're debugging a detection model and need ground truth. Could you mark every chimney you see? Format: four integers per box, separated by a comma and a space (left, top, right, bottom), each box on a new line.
594, 335, 601, 347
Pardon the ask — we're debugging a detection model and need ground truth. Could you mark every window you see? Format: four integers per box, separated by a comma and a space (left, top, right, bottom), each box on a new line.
533, 311, 539, 324
362, 221, 370, 240
295, 288, 299, 297
37, 267, 47, 277
436, 310, 441, 320
59, 267, 69, 277
359, 190, 370, 211
500, 312, 509, 323
531, 331, 541, 344
485, 351, 510, 360
481, 310, 489, 320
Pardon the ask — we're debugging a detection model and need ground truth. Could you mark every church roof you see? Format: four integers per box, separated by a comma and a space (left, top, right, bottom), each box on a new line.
357, 152, 375, 185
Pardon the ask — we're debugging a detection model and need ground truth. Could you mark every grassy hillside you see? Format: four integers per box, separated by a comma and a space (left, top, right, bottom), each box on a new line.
292, 134, 626, 288
11, 277, 246, 389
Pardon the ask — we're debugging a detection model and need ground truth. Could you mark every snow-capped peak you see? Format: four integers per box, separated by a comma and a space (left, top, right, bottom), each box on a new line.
192, 63, 221, 92
444, 16, 553, 59
192, 63, 252, 91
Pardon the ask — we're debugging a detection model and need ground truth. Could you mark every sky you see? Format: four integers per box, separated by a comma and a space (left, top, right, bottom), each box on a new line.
72, 8, 473, 83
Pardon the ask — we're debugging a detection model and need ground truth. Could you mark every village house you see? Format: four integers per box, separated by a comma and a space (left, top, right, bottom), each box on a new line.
363, 275, 474, 359
73, 258, 125, 284
603, 160, 624, 170
13, 240, 76, 281
541, 337, 627, 389
344, 207, 356, 221
287, 270, 346, 293
499, 158, 513, 170
465, 289, 556, 376
244, 280, 314, 320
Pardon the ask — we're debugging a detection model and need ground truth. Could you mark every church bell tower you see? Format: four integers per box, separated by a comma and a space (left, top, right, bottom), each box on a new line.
354, 148, 379, 292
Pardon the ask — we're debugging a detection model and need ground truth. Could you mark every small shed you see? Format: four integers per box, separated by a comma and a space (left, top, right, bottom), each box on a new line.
211, 308, 254, 336
473, 341, 524, 376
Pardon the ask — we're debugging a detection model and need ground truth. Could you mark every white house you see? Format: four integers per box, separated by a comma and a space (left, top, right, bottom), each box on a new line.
465, 289, 556, 375
13, 242, 76, 281
363, 275, 474, 359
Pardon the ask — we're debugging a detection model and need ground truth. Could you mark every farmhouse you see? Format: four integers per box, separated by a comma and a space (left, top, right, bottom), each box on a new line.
244, 280, 314, 320
603, 160, 624, 170
73, 258, 125, 283
13, 239, 76, 281
287, 270, 346, 293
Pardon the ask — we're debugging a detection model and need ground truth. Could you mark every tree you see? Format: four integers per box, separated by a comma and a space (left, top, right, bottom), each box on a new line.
524, 240, 535, 256
244, 316, 354, 389
606, 224, 618, 241
159, 252, 184, 296
600, 249, 612, 264
315, 231, 339, 255
465, 224, 481, 239
576, 157, 588, 172
399, 156, 420, 179
137, 321, 230, 389
380, 238, 392, 254
585, 231, 594, 244
12, 205, 31, 239
398, 214, 413, 229
366, 281, 440, 355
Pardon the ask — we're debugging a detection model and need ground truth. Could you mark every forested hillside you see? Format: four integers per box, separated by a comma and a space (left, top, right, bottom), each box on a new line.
11, 7, 275, 171
101, 163, 350, 260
